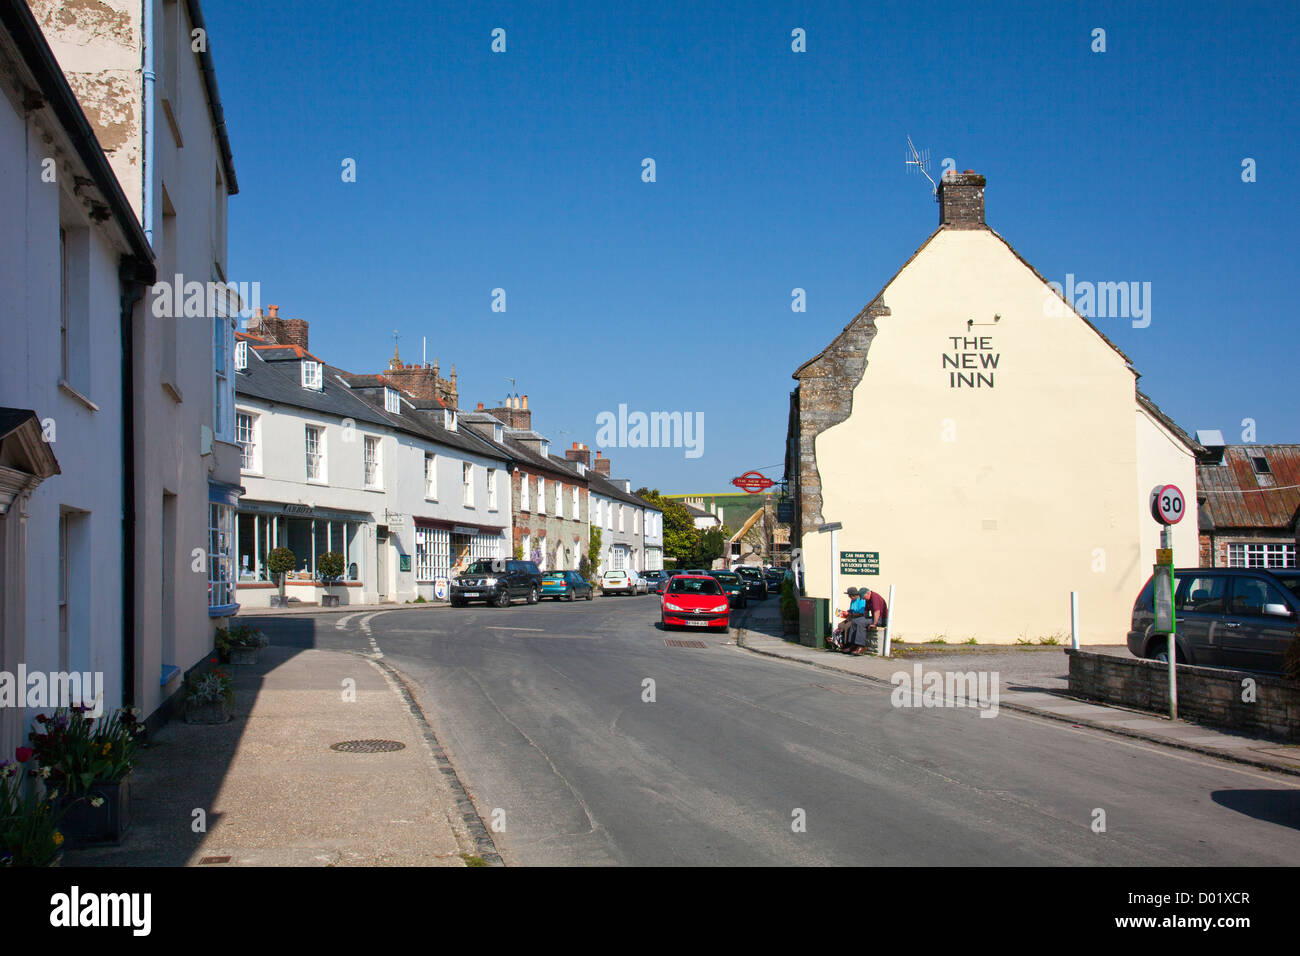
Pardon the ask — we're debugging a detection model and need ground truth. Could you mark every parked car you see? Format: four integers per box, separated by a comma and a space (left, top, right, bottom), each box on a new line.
764, 568, 785, 593
707, 570, 748, 608
1126, 567, 1300, 672
541, 570, 594, 601
661, 574, 731, 632
735, 566, 768, 600
451, 559, 542, 607
641, 570, 670, 594
601, 569, 645, 595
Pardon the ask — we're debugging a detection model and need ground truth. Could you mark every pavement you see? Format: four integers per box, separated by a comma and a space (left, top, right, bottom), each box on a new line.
66, 641, 496, 866
733, 599, 1300, 777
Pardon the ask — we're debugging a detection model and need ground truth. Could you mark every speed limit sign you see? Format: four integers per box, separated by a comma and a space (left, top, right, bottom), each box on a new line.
1149, 484, 1186, 525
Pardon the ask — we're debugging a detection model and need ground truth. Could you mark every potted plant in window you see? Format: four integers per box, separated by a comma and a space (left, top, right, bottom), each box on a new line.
267, 547, 295, 607
0, 749, 67, 866
215, 623, 267, 665
317, 550, 345, 607
183, 666, 234, 725
26, 706, 142, 847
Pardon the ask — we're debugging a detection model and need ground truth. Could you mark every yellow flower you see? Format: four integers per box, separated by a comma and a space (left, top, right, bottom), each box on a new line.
102, 742, 111, 755
52, 831, 64, 846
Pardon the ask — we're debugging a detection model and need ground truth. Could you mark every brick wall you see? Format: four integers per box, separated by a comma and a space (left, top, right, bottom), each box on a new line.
938, 171, 987, 229
1066, 649, 1300, 741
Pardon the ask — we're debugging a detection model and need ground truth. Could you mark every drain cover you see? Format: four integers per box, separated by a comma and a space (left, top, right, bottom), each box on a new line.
665, 639, 707, 648
330, 739, 406, 753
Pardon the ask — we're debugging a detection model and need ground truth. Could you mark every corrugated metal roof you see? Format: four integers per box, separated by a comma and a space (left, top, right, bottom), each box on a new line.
1197, 444, 1300, 530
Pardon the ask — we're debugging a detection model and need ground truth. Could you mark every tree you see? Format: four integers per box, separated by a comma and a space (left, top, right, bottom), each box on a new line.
588, 526, 602, 578
267, 547, 295, 605
636, 488, 700, 567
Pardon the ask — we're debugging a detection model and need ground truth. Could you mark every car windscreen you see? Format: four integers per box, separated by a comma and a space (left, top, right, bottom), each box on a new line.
464, 561, 498, 574
712, 572, 740, 584
737, 568, 761, 578
1274, 574, 1300, 601
668, 577, 723, 595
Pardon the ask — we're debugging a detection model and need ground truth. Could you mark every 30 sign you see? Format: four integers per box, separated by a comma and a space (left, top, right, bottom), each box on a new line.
1149, 484, 1186, 525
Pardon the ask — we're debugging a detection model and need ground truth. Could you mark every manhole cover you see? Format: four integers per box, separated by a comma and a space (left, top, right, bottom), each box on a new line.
665, 639, 707, 648
330, 739, 406, 753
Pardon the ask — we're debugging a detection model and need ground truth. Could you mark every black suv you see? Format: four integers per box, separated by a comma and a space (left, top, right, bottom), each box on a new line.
451, 559, 542, 607
735, 566, 768, 600
1127, 567, 1300, 672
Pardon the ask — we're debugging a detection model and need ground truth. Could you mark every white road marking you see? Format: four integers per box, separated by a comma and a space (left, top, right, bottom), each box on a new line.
487, 627, 545, 632
334, 613, 361, 630
356, 611, 384, 658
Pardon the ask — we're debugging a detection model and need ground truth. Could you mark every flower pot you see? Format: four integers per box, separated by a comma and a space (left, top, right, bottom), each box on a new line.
321, 594, 341, 607
227, 645, 260, 665
59, 777, 131, 847
184, 699, 232, 725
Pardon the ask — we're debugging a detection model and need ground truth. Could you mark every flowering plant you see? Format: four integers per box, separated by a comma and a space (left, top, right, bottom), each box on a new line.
27, 706, 142, 796
185, 668, 234, 706
214, 623, 267, 661
0, 750, 65, 866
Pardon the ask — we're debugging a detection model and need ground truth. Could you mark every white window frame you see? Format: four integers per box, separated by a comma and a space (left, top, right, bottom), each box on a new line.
463, 461, 474, 507
538, 477, 546, 515
445, 408, 457, 431
487, 468, 498, 510
208, 502, 235, 608
302, 360, 322, 390
385, 387, 400, 413
305, 425, 325, 482
572, 486, 579, 519
520, 471, 530, 511
425, 452, 437, 500
618, 504, 625, 533
493, 423, 503, 442
364, 435, 382, 489
236, 410, 258, 472
234, 339, 247, 370
556, 483, 565, 519
1227, 543, 1296, 569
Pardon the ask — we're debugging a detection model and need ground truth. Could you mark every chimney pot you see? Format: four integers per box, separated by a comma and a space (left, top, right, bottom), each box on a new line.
268, 304, 279, 318
477, 402, 484, 410
521, 395, 529, 411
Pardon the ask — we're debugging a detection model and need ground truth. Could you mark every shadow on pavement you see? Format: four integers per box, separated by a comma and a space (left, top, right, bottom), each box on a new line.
1211, 790, 1300, 831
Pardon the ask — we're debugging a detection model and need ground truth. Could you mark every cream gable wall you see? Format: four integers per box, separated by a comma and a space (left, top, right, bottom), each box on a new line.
806, 229, 1156, 643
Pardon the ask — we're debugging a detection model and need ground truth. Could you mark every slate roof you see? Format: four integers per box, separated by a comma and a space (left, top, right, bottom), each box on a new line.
586, 469, 657, 510
1197, 445, 1300, 531
234, 344, 509, 463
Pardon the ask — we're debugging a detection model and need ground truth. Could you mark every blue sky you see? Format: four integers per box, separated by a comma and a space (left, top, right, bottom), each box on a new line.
208, 0, 1299, 493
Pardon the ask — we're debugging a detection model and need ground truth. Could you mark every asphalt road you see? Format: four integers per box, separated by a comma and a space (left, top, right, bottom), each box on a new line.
246, 597, 1300, 866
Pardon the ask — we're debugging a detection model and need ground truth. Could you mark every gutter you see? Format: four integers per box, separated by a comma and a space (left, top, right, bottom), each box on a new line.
184, 0, 238, 194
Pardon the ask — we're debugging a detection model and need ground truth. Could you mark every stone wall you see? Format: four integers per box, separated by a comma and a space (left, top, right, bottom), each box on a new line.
1067, 649, 1300, 741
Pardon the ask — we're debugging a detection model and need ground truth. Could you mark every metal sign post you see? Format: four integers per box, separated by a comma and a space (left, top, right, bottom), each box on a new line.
817, 521, 841, 628
1149, 484, 1184, 721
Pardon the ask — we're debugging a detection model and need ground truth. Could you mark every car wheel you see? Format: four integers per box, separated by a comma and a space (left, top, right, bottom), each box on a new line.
585, 589, 593, 601
566, 588, 575, 602
527, 586, 539, 605
1151, 642, 1184, 664
450, 597, 464, 608
494, 589, 510, 608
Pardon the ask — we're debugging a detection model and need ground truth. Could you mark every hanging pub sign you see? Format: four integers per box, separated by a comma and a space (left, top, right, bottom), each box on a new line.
776, 499, 795, 523
731, 471, 776, 494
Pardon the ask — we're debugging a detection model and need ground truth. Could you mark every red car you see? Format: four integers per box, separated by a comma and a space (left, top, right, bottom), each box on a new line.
661, 574, 731, 632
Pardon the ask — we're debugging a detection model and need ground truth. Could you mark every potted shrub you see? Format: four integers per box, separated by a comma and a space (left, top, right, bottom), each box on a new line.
780, 579, 800, 637
26, 707, 141, 847
215, 623, 267, 665
183, 667, 234, 725
267, 546, 296, 607
0, 750, 66, 866
317, 550, 345, 607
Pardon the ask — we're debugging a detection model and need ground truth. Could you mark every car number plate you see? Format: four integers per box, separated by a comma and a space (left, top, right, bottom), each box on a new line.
686, 620, 708, 627
462, 592, 480, 598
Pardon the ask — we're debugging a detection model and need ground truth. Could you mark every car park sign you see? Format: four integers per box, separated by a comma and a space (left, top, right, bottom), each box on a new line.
731, 471, 775, 493
1149, 484, 1186, 525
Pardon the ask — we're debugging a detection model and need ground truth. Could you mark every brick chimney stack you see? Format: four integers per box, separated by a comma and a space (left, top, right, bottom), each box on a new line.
254, 304, 310, 350
483, 394, 532, 430
593, 450, 610, 476
380, 350, 459, 407
938, 169, 986, 229
565, 441, 591, 468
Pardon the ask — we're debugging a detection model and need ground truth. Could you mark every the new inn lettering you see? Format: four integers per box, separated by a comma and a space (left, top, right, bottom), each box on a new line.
943, 336, 999, 388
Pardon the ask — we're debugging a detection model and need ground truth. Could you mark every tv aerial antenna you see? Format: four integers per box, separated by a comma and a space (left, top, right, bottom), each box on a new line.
905, 136, 938, 196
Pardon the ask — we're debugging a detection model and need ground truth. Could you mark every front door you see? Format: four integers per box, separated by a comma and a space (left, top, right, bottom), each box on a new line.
376, 526, 389, 599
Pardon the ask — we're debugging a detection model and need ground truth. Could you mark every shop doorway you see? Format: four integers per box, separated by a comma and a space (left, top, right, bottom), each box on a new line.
376, 526, 389, 599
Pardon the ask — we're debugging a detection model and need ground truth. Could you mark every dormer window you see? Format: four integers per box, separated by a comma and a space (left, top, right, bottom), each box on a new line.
384, 388, 400, 414
540, 440, 550, 458
445, 408, 457, 431
301, 360, 322, 390
493, 423, 503, 443
234, 340, 247, 371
